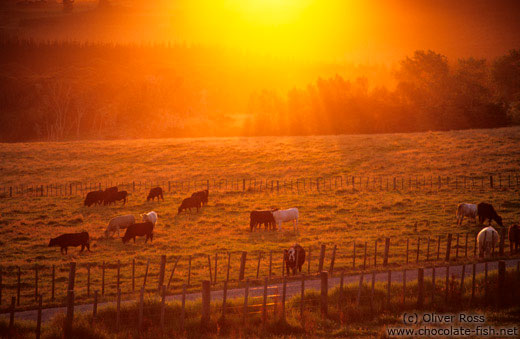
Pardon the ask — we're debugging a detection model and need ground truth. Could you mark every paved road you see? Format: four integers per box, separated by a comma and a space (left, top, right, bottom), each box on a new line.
3, 259, 518, 324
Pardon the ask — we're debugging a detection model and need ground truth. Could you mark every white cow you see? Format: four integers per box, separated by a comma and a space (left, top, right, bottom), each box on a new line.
273, 208, 299, 231
456, 203, 478, 225
477, 226, 499, 258
142, 211, 158, 225
105, 215, 135, 238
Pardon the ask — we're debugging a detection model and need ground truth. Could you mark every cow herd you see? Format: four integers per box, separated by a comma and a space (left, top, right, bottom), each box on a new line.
457, 202, 519, 258
46, 185, 519, 276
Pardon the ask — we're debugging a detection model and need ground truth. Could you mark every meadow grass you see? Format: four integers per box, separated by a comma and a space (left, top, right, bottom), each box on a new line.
0, 127, 519, 309
2, 269, 519, 338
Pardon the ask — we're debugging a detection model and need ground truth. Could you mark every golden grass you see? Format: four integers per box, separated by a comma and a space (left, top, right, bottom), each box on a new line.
0, 127, 519, 309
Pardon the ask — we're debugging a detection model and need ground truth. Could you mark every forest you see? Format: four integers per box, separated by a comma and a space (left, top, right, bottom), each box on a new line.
0, 40, 519, 141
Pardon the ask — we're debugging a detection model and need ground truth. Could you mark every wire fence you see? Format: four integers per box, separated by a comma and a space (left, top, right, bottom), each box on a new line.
1, 172, 519, 198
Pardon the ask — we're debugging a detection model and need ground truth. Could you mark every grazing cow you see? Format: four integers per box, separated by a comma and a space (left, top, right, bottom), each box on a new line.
104, 190, 128, 205
509, 224, 520, 254
84, 190, 104, 207
105, 186, 118, 194
477, 203, 503, 226
477, 226, 499, 258
147, 187, 164, 202
177, 197, 201, 214
249, 210, 276, 231
142, 211, 158, 225
456, 203, 478, 225
191, 190, 209, 206
105, 215, 135, 238
273, 208, 299, 231
284, 244, 306, 275
122, 222, 154, 244
48, 232, 90, 254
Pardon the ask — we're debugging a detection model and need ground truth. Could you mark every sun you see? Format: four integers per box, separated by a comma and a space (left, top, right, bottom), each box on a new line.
226, 0, 311, 26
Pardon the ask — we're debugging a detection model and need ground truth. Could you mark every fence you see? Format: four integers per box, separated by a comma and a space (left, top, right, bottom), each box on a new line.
0, 228, 518, 311
1, 172, 519, 197
4, 259, 520, 338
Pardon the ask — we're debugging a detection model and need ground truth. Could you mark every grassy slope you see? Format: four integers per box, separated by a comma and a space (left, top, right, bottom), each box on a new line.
0, 127, 519, 308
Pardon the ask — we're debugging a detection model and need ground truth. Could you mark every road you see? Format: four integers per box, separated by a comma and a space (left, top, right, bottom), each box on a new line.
2, 259, 518, 324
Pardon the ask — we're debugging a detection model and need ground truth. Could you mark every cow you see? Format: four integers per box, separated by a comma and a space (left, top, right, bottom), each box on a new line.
477, 203, 503, 226
105, 186, 118, 194
142, 211, 158, 225
178, 197, 201, 214
456, 203, 478, 225
147, 187, 164, 202
105, 215, 135, 238
477, 226, 499, 258
84, 190, 104, 207
509, 224, 520, 254
122, 222, 154, 244
249, 210, 276, 231
191, 190, 209, 206
104, 190, 128, 205
273, 208, 299, 231
284, 244, 305, 275
48, 232, 90, 254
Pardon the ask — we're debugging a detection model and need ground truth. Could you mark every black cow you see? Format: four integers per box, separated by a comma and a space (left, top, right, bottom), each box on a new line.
250, 210, 276, 231
477, 203, 503, 226
509, 224, 520, 254
104, 190, 128, 205
191, 190, 209, 206
48, 232, 90, 254
284, 244, 305, 275
122, 222, 154, 243
84, 190, 104, 207
105, 186, 118, 194
147, 187, 164, 202
178, 197, 201, 214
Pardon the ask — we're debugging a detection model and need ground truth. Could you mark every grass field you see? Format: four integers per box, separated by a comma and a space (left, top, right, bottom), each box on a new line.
0, 127, 519, 310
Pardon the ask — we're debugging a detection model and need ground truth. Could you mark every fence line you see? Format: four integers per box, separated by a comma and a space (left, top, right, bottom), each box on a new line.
1, 172, 518, 198
1, 230, 518, 311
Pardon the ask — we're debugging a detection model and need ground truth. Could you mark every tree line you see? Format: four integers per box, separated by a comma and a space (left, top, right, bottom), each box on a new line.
0, 39, 518, 142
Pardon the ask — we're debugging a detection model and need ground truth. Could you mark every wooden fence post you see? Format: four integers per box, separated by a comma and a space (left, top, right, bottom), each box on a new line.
498, 260, 505, 307
34, 266, 38, 301
158, 255, 166, 291
318, 244, 326, 272
445, 234, 452, 261
188, 256, 192, 286
201, 280, 211, 327
307, 248, 311, 274
36, 294, 42, 339
138, 287, 144, 332
207, 255, 213, 284
387, 271, 391, 308
417, 268, 424, 308
460, 264, 466, 301
455, 233, 460, 259
239, 251, 247, 281
143, 259, 151, 290
17, 267, 20, 306
416, 237, 420, 263
222, 280, 228, 319
383, 238, 390, 266
490, 175, 493, 188
227, 252, 231, 282
116, 288, 121, 331
320, 271, 328, 318
363, 242, 367, 270
262, 278, 268, 325
256, 252, 262, 279
374, 239, 378, 267
329, 245, 337, 276
426, 237, 430, 261
9, 296, 15, 338
214, 252, 218, 284
406, 238, 409, 264
51, 265, 55, 301
64, 290, 74, 339
499, 229, 505, 256
132, 259, 135, 292
101, 262, 105, 296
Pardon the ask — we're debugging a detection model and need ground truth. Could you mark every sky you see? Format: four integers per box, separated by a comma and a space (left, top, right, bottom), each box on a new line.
4, 0, 520, 64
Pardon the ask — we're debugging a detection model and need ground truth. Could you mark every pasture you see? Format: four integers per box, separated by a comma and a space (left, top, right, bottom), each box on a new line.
0, 127, 519, 309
